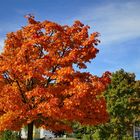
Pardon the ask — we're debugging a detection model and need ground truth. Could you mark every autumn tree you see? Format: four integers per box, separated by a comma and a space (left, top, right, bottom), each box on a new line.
0, 15, 110, 140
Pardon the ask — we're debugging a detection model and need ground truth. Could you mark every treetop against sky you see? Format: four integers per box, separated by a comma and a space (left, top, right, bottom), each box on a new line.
0, 0, 140, 79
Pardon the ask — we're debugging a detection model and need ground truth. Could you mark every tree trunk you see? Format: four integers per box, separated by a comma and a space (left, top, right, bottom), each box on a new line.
27, 121, 34, 140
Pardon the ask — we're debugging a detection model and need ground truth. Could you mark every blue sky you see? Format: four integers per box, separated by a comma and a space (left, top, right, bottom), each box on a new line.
0, 0, 140, 79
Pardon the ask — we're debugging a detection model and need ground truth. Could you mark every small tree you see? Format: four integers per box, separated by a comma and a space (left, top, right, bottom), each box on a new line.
0, 15, 110, 140
97, 69, 139, 139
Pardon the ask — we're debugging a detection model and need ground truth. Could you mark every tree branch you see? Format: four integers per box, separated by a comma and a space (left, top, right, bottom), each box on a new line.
16, 80, 27, 103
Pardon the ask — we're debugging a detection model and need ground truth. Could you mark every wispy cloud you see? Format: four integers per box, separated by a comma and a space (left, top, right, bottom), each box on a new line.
75, 1, 140, 46
71, 1, 140, 79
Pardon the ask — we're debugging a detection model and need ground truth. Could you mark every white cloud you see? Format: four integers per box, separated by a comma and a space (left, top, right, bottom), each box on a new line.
71, 1, 140, 79
74, 1, 140, 46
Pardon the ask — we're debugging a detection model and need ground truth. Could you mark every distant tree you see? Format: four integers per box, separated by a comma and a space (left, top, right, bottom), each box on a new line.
0, 130, 19, 140
72, 122, 95, 140
0, 15, 111, 140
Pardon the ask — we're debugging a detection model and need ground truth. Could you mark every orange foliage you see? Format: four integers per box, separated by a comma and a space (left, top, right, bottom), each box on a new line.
0, 15, 111, 132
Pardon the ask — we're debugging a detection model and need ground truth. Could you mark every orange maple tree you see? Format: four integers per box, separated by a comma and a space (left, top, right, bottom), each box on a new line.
0, 15, 111, 140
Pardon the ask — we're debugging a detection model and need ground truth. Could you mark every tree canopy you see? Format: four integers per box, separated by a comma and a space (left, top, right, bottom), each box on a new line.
0, 15, 110, 140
